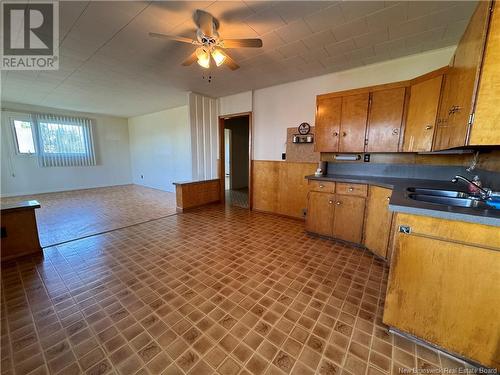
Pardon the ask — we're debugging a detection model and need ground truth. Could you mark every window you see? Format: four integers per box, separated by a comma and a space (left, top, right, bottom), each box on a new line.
12, 119, 36, 154
8, 112, 96, 167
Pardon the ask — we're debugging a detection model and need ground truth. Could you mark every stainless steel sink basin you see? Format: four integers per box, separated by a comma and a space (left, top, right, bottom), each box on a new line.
407, 187, 469, 198
408, 194, 490, 209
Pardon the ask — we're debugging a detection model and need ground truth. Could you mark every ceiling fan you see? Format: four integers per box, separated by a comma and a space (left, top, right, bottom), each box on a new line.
149, 9, 263, 70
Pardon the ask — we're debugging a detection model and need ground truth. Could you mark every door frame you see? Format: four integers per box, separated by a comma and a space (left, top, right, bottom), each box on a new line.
218, 112, 253, 209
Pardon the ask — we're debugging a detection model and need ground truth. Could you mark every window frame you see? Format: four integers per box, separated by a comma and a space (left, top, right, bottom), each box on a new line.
8, 114, 37, 156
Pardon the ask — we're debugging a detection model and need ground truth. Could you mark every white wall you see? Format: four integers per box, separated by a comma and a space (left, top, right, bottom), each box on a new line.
218, 47, 455, 161
1, 102, 132, 197
128, 105, 192, 192
218, 91, 252, 116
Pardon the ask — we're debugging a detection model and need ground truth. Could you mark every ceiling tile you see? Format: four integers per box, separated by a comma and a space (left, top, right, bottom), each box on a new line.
275, 19, 313, 44
340, 1, 385, 22
365, 2, 408, 32
302, 30, 336, 50
304, 4, 345, 33
325, 39, 357, 56
332, 18, 370, 42
353, 29, 389, 49
278, 40, 307, 59
272, 1, 331, 24
245, 7, 286, 35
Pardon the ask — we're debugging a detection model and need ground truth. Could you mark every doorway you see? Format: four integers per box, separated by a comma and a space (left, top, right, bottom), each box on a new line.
219, 113, 251, 209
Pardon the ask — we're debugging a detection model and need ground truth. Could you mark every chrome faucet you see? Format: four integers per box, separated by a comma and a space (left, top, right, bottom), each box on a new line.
451, 175, 492, 200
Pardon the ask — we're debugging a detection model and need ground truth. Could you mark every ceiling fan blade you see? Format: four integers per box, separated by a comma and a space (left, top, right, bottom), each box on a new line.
149, 32, 197, 45
220, 50, 240, 70
181, 51, 198, 66
193, 9, 218, 36
221, 39, 263, 48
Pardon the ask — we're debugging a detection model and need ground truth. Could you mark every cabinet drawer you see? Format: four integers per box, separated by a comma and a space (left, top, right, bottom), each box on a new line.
308, 180, 335, 193
335, 183, 368, 197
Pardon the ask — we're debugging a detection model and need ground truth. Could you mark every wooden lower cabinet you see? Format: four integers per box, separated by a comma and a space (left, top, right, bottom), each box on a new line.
306, 191, 366, 244
363, 186, 393, 258
305, 192, 334, 236
384, 214, 500, 369
332, 195, 365, 243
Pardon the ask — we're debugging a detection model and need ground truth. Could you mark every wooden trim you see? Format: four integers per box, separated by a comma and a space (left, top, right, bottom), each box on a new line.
317, 66, 449, 101
398, 87, 411, 151
218, 112, 253, 210
317, 81, 409, 100
408, 66, 449, 85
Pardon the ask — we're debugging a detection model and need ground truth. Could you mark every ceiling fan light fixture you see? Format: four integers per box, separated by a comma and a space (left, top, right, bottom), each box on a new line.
196, 47, 210, 69
211, 49, 226, 67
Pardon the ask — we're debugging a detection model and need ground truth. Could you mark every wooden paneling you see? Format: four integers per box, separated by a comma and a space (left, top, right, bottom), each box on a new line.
403, 75, 443, 152
252, 161, 317, 219
1, 204, 42, 261
305, 192, 334, 236
278, 162, 318, 218
308, 180, 335, 193
470, 1, 500, 145
315, 97, 342, 152
252, 161, 280, 213
335, 183, 368, 197
174, 179, 221, 211
339, 93, 369, 152
434, 1, 492, 150
366, 88, 406, 152
384, 217, 500, 369
363, 186, 393, 259
332, 195, 365, 243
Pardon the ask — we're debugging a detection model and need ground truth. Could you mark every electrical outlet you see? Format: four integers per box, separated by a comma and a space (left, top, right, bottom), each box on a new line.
282, 153, 286, 160
140, 174, 144, 179
364, 154, 370, 162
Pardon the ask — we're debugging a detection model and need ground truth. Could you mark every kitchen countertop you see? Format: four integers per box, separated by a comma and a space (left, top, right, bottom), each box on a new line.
306, 174, 500, 227
1, 200, 41, 213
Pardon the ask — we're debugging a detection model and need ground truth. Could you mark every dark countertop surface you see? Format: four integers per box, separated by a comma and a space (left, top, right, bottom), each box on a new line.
306, 174, 500, 227
1, 200, 41, 213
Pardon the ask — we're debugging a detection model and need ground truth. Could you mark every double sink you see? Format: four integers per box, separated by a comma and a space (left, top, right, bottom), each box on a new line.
407, 188, 493, 209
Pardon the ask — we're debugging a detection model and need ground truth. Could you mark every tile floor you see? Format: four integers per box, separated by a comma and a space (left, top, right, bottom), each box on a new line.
1, 185, 177, 247
1, 205, 472, 375
225, 189, 249, 209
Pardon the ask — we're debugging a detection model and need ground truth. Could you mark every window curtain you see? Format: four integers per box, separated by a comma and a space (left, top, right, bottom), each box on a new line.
34, 113, 96, 167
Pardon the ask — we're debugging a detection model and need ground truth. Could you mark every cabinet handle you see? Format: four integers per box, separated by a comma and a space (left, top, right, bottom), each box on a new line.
348, 187, 354, 192
342, 132, 347, 137
336, 201, 342, 205
386, 197, 390, 201
319, 184, 324, 188
328, 200, 333, 204
392, 128, 399, 135
333, 131, 339, 137
425, 125, 433, 130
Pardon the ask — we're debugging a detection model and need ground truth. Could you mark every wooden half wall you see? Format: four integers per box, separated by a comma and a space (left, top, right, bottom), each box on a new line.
174, 179, 221, 212
252, 161, 317, 219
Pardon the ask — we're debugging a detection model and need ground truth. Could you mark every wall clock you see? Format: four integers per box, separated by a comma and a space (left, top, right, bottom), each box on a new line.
298, 122, 311, 135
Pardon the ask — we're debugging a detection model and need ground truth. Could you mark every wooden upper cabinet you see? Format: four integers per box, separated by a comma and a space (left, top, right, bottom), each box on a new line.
365, 88, 406, 152
403, 76, 443, 152
434, 1, 493, 150
305, 192, 334, 237
470, 0, 500, 146
315, 97, 341, 152
332, 194, 365, 243
339, 93, 369, 152
363, 186, 393, 259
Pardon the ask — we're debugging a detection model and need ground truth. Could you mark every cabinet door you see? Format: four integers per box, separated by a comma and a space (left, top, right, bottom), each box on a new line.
403, 76, 443, 152
332, 195, 365, 244
384, 233, 500, 369
305, 192, 334, 237
363, 186, 393, 258
365, 88, 406, 152
339, 93, 369, 152
314, 97, 342, 152
433, 1, 491, 150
